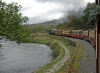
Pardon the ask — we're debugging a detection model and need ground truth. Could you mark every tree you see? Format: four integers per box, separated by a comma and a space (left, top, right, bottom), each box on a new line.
67, 13, 81, 29
82, 2, 100, 29
67, 9, 84, 29
0, 1, 30, 43
67, 2, 100, 29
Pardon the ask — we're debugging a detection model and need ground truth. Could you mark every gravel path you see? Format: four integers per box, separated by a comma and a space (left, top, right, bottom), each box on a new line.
45, 42, 70, 73
65, 37, 96, 73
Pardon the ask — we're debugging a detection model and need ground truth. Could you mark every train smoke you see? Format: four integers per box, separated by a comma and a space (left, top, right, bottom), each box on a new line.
54, 7, 84, 29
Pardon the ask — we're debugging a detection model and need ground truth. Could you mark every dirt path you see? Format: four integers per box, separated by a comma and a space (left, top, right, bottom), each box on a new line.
45, 42, 70, 73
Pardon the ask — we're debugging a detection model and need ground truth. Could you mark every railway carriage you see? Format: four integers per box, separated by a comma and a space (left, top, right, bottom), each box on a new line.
70, 30, 82, 38
82, 31, 89, 41
62, 31, 70, 37
89, 30, 96, 47
54, 30, 62, 36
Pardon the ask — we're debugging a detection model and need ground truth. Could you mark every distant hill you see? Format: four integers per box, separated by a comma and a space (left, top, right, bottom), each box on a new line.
29, 20, 57, 28
29, 18, 93, 31
29, 19, 74, 31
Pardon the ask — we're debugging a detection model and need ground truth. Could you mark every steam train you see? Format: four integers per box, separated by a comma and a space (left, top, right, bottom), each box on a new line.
49, 29, 96, 47
49, 0, 100, 73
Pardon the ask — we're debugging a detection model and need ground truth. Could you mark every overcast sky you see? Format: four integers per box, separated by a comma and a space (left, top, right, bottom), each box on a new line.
3, 0, 95, 24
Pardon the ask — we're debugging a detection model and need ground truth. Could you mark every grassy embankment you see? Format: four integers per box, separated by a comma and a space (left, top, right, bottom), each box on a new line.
30, 34, 83, 73
55, 40, 84, 73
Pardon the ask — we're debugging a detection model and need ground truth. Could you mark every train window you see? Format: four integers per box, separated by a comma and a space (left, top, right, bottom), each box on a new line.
78, 32, 79, 34
52, 30, 54, 33
76, 32, 77, 34
79, 31, 82, 34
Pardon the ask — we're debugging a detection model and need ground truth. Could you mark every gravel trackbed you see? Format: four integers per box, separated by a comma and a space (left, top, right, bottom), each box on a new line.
65, 37, 96, 73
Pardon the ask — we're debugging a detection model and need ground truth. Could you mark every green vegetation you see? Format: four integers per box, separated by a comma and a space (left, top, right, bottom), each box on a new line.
0, 1, 30, 43
56, 22, 74, 30
30, 25, 49, 35
30, 19, 56, 28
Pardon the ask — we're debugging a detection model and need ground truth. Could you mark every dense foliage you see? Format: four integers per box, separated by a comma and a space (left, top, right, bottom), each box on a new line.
82, 2, 100, 29
30, 25, 49, 34
56, 2, 100, 30
0, 1, 30, 43
27, 24, 53, 37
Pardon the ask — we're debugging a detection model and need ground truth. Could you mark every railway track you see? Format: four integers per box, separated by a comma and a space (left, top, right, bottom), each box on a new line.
65, 37, 96, 73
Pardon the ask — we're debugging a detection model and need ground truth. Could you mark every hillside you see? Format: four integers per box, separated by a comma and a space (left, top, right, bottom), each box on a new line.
29, 19, 75, 31
30, 20, 57, 28
56, 22, 75, 30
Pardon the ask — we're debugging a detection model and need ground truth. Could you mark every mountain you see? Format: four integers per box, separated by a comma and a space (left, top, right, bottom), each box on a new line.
29, 20, 57, 28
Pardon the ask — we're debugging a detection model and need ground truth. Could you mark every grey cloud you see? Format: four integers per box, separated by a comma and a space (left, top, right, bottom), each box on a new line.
28, 18, 46, 24
36, 0, 85, 9
21, 6, 31, 11
29, 0, 86, 24
46, 7, 65, 15
28, 5, 66, 24
28, 13, 51, 24
36, 0, 82, 4
28, 6, 84, 24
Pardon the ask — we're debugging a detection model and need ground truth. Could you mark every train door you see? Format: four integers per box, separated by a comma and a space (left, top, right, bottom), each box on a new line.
96, 15, 100, 73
